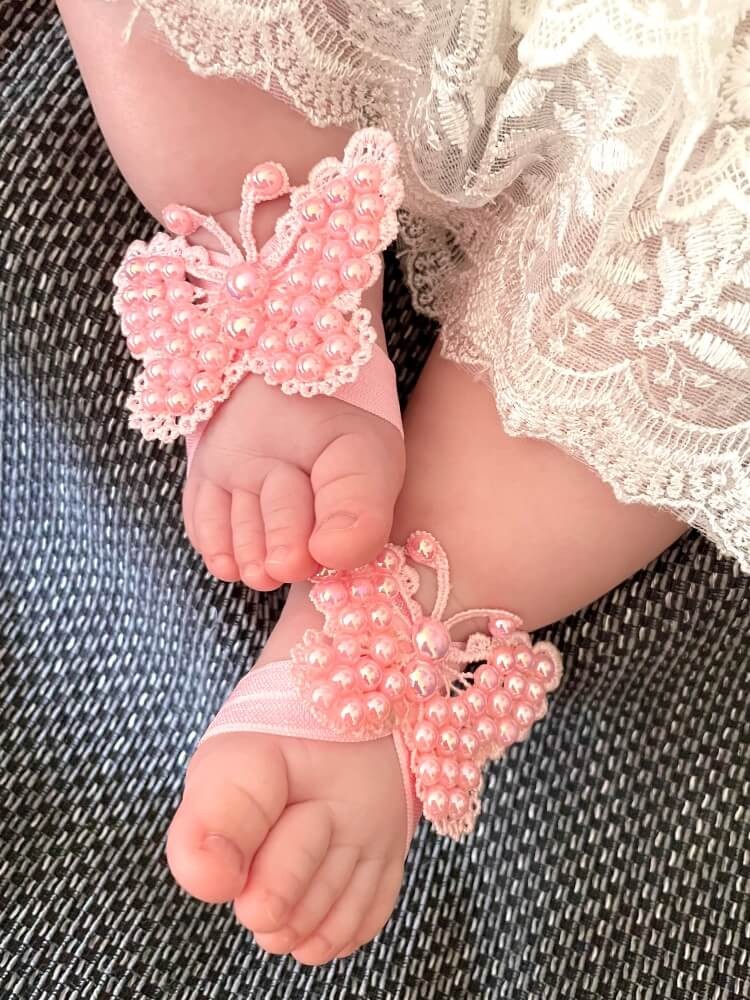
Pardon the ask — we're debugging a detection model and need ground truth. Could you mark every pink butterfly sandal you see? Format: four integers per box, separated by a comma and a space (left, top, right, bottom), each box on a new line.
113, 127, 563, 845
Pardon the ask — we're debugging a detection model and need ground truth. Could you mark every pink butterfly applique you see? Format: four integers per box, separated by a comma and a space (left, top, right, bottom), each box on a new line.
291, 531, 563, 838
112, 129, 403, 442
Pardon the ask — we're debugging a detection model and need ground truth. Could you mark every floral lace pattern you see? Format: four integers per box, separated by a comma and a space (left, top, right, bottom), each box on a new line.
115, 0, 750, 568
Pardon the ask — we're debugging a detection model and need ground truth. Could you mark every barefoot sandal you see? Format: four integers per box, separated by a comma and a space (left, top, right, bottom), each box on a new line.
203, 533, 563, 849
113, 129, 404, 443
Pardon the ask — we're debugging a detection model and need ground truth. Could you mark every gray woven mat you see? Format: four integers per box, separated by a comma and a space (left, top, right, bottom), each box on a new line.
2, 3, 750, 997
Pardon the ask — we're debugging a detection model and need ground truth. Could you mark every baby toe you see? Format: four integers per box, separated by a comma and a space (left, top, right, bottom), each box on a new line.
260, 462, 319, 582
309, 430, 403, 570
291, 858, 383, 966
234, 800, 332, 934
230, 489, 280, 591
166, 733, 288, 905
191, 478, 240, 581
251, 844, 358, 955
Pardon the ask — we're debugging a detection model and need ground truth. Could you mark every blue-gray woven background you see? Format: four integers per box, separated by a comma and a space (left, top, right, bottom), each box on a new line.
2, 4, 750, 997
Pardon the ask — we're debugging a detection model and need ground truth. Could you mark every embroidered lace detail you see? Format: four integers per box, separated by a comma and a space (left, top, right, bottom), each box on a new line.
113, 0, 750, 567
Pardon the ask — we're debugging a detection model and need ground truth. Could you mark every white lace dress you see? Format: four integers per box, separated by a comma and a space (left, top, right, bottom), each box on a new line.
121, 0, 750, 569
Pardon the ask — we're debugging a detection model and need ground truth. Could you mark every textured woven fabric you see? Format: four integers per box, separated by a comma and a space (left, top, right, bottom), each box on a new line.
2, 3, 750, 997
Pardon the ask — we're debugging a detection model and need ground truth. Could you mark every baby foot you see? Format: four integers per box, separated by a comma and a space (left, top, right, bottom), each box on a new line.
182, 288, 404, 589
167, 590, 408, 964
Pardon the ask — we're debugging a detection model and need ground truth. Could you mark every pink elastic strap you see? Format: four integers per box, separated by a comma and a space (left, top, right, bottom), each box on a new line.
185, 344, 401, 471
204, 658, 420, 858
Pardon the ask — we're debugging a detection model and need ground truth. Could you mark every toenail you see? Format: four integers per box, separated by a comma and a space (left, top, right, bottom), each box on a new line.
242, 561, 264, 578
208, 554, 236, 576
202, 834, 245, 875
317, 512, 358, 532
266, 546, 289, 564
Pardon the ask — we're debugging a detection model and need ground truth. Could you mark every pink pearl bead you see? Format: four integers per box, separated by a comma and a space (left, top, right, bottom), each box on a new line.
536, 656, 558, 686
406, 531, 436, 564
297, 232, 324, 260
142, 283, 166, 303
311, 267, 340, 300
339, 698, 365, 729
335, 637, 360, 664
458, 761, 481, 791
323, 334, 354, 363
258, 331, 285, 354
441, 759, 460, 789
407, 661, 440, 701
314, 308, 345, 337
459, 731, 480, 757
121, 289, 140, 306
285, 267, 312, 294
349, 577, 374, 601
506, 672, 526, 699
448, 789, 469, 819
353, 193, 384, 221
369, 602, 393, 630
351, 164, 381, 192
166, 281, 194, 306
126, 332, 148, 357
413, 618, 451, 660
291, 295, 319, 323
382, 670, 406, 700
339, 606, 367, 633
162, 259, 186, 281
424, 787, 449, 818
311, 683, 336, 711
147, 302, 171, 324
142, 387, 166, 412
300, 196, 329, 228
270, 353, 296, 380
165, 334, 190, 358
145, 257, 162, 276
497, 719, 520, 746
414, 721, 437, 753
145, 357, 170, 382
476, 665, 499, 691
490, 691, 511, 717
376, 549, 400, 571
198, 341, 230, 370
491, 644, 514, 672
123, 307, 146, 332
169, 357, 198, 384
331, 668, 357, 692
191, 372, 222, 401
349, 223, 380, 254
225, 310, 264, 350
515, 703, 534, 728
286, 325, 317, 354
438, 726, 459, 755
370, 635, 398, 665
358, 659, 382, 691
325, 177, 353, 206
322, 240, 350, 267
226, 263, 269, 302
376, 574, 398, 599
172, 307, 193, 329
451, 699, 469, 727
475, 717, 496, 744
163, 204, 197, 235
296, 352, 325, 382
314, 580, 348, 608
125, 259, 146, 279
527, 680, 545, 704
306, 645, 333, 671
328, 209, 354, 237
515, 648, 533, 671
340, 258, 372, 290
489, 613, 518, 637
466, 689, 486, 716
425, 698, 449, 727
166, 387, 194, 415
365, 693, 391, 723
265, 293, 292, 323
249, 162, 286, 198
417, 755, 441, 787
189, 318, 218, 344
148, 324, 172, 349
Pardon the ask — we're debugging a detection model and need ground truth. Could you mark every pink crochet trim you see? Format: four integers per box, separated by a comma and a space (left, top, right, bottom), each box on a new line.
205, 531, 563, 841
112, 129, 403, 443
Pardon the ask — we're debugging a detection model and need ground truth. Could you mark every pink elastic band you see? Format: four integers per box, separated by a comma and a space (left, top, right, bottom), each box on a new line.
204, 658, 420, 857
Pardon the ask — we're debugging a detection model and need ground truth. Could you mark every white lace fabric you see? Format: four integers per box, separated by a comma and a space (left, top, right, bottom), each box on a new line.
115, 0, 750, 569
